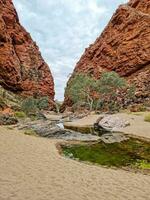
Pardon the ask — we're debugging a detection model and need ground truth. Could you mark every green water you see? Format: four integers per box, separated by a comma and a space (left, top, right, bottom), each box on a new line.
62, 138, 150, 170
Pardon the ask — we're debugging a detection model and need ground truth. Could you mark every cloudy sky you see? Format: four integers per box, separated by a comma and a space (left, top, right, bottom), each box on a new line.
13, 0, 127, 100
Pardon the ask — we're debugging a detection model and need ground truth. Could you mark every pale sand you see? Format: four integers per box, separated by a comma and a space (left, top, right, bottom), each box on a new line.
64, 113, 150, 139
118, 113, 150, 139
0, 127, 150, 200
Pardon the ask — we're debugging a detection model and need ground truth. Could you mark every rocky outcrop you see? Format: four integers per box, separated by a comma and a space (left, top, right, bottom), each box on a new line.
0, 114, 18, 125
63, 0, 150, 109
0, 0, 54, 105
18, 119, 100, 141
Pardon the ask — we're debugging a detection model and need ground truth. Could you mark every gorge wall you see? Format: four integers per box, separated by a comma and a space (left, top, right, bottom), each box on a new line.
63, 0, 150, 110
0, 0, 54, 105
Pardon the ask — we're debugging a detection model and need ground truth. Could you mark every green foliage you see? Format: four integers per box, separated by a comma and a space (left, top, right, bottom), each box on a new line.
21, 97, 37, 114
98, 71, 126, 94
24, 129, 37, 136
135, 160, 150, 169
21, 96, 49, 115
14, 111, 27, 119
97, 72, 129, 111
66, 73, 99, 111
144, 113, 150, 122
36, 96, 49, 110
67, 72, 136, 112
62, 138, 150, 169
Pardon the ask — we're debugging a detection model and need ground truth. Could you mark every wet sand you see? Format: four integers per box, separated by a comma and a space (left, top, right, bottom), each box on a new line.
0, 126, 150, 200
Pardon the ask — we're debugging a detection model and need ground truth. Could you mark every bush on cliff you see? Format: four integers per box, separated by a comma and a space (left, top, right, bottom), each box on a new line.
97, 72, 135, 111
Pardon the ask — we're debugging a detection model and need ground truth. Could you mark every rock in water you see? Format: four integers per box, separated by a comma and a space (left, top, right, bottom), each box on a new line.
63, 0, 150, 109
100, 133, 128, 144
0, 0, 54, 107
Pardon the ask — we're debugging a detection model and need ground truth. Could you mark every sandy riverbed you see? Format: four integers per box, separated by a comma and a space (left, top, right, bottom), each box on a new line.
0, 126, 150, 200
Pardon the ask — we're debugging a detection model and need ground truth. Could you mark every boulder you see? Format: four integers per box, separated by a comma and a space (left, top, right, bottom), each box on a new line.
98, 115, 130, 132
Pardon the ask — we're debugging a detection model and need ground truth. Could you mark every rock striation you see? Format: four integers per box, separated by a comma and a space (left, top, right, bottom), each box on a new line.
0, 0, 54, 104
63, 0, 150, 109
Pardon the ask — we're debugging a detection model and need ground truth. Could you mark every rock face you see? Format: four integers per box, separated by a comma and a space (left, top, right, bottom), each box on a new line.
63, 0, 150, 109
0, 0, 54, 103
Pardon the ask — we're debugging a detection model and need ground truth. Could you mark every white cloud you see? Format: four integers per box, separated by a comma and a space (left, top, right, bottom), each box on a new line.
88, 1, 107, 14
13, 0, 128, 100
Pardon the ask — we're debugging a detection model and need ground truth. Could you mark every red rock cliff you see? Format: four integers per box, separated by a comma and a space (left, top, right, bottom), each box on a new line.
63, 0, 150, 109
0, 0, 55, 102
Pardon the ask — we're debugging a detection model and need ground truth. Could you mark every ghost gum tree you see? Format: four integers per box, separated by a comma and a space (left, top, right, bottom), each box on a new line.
66, 74, 99, 111
66, 72, 135, 112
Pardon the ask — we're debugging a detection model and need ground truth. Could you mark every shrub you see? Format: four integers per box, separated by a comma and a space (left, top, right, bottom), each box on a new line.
144, 113, 150, 122
67, 72, 136, 112
24, 129, 37, 136
98, 71, 127, 94
21, 97, 37, 115
14, 111, 27, 119
97, 71, 133, 112
21, 96, 49, 115
37, 97, 49, 110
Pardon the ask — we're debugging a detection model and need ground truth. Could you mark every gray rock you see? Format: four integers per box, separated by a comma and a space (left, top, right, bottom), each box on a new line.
98, 115, 130, 132
18, 119, 100, 141
18, 118, 128, 143
100, 132, 128, 144
56, 131, 100, 141
0, 114, 18, 125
